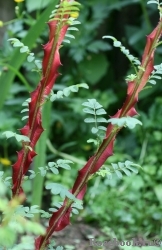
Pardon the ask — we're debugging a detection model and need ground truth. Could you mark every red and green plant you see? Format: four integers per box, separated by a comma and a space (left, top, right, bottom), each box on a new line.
1, 0, 162, 249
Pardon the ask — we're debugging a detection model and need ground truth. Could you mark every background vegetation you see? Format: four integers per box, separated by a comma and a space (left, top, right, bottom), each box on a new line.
0, 0, 161, 247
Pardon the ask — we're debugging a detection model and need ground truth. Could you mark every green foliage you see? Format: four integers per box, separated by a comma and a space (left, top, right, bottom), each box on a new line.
0, 179, 45, 249
108, 117, 142, 129
82, 99, 107, 145
103, 36, 140, 66
147, 0, 162, 15
46, 183, 76, 200
103, 35, 140, 76
96, 160, 140, 179
0, 171, 12, 187
148, 63, 162, 85
8, 38, 43, 75
8, 38, 35, 61
49, 83, 88, 102
25, 159, 74, 180
41, 159, 73, 176
50, 0, 81, 21
20, 98, 31, 120
49, 199, 83, 217
147, 0, 159, 4
2, 131, 30, 142
15, 205, 40, 218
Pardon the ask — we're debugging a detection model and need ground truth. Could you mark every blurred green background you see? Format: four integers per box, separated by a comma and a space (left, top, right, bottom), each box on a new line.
0, 0, 162, 243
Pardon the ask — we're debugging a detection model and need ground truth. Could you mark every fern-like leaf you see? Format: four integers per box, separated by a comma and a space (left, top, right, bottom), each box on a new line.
49, 83, 88, 102
148, 63, 162, 85
96, 160, 140, 179
82, 99, 107, 145
108, 116, 142, 129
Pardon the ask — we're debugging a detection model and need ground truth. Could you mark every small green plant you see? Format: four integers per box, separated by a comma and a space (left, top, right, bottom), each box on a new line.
0, 178, 45, 249
82, 98, 107, 146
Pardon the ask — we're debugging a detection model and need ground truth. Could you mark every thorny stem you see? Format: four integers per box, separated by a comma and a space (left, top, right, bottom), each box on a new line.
39, 18, 162, 249
74, 128, 119, 197
121, 19, 162, 117
76, 19, 162, 195
40, 200, 73, 250
39, 127, 119, 249
15, 16, 67, 195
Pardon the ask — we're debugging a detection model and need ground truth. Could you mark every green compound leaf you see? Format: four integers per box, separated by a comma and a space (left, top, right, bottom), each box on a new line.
103, 35, 140, 66
108, 117, 142, 129
50, 83, 88, 101
96, 160, 140, 179
82, 99, 107, 144
2, 131, 30, 142
46, 183, 76, 200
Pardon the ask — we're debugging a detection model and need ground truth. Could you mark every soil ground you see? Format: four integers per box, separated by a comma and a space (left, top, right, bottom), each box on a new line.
53, 222, 120, 250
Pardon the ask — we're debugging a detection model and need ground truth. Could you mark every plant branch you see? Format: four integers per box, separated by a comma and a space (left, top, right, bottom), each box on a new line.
36, 16, 162, 249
